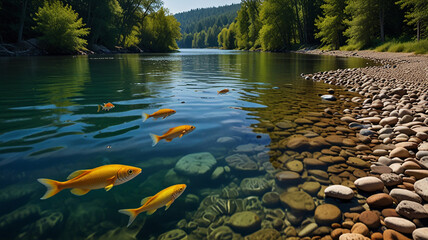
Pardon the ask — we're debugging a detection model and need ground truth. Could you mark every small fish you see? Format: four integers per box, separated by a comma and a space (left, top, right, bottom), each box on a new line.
119, 184, 186, 227
142, 109, 176, 122
150, 125, 195, 146
37, 164, 142, 199
217, 89, 229, 94
97, 102, 115, 112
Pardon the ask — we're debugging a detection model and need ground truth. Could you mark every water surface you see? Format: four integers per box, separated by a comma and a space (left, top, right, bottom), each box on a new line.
0, 49, 375, 239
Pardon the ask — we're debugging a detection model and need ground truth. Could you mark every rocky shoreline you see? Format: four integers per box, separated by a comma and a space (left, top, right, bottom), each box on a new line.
299, 50, 428, 240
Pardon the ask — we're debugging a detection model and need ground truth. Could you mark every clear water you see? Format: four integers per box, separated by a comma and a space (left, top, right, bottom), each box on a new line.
0, 49, 375, 239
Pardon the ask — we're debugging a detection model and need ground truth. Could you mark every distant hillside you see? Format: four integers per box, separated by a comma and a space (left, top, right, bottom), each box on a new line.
174, 4, 240, 48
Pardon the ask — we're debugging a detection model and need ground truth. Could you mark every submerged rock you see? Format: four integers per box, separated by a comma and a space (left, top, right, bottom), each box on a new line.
225, 154, 258, 172
280, 191, 315, 212
240, 177, 270, 196
314, 204, 342, 226
228, 211, 261, 234
158, 229, 187, 240
175, 152, 217, 177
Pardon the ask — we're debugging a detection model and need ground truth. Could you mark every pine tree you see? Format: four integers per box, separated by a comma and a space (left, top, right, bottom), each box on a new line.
396, 0, 428, 40
343, 0, 379, 48
315, 0, 346, 49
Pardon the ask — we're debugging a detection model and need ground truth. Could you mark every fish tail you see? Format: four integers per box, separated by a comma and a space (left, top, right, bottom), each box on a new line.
149, 133, 160, 147
118, 208, 139, 227
217, 91, 220, 94
97, 105, 101, 112
37, 178, 62, 200
142, 113, 150, 122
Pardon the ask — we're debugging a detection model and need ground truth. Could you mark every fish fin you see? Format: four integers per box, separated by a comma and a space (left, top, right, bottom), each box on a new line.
165, 199, 175, 211
162, 116, 167, 119
105, 176, 116, 191
165, 139, 172, 142
118, 209, 139, 227
179, 134, 183, 138
142, 113, 149, 122
217, 91, 220, 94
146, 209, 157, 215
140, 196, 152, 205
105, 184, 114, 191
150, 133, 161, 147
70, 188, 90, 196
37, 178, 62, 200
97, 105, 101, 112
67, 169, 90, 180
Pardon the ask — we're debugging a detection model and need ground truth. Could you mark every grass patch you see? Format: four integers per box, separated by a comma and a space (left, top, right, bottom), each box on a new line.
374, 39, 428, 54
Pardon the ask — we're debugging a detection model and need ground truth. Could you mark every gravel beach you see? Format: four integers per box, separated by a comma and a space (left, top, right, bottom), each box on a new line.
298, 49, 428, 240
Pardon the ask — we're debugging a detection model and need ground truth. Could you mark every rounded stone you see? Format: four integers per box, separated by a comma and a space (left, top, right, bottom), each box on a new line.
354, 177, 384, 192
350, 222, 369, 236
380, 173, 402, 186
413, 228, 428, 240
314, 204, 342, 226
366, 193, 393, 208
389, 147, 411, 159
396, 200, 428, 219
262, 192, 280, 208
245, 228, 280, 240
207, 226, 234, 240
358, 211, 380, 229
384, 217, 416, 234
383, 229, 412, 240
380, 117, 398, 126
301, 181, 321, 196
229, 211, 261, 234
225, 154, 258, 172
275, 171, 300, 184
158, 229, 187, 240
338, 233, 370, 240
414, 177, 428, 201
405, 169, 428, 180
298, 223, 318, 237
389, 188, 422, 203
324, 185, 354, 200
280, 191, 315, 212
286, 160, 304, 173
175, 152, 217, 177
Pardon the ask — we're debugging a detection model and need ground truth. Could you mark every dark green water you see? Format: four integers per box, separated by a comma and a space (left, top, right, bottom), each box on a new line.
0, 49, 374, 239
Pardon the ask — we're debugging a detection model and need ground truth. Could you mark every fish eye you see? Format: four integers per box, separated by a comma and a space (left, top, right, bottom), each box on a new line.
128, 169, 133, 175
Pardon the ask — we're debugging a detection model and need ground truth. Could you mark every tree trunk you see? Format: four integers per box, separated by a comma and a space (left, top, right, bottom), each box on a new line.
293, 0, 303, 44
18, 0, 28, 42
417, 20, 420, 41
379, 3, 385, 42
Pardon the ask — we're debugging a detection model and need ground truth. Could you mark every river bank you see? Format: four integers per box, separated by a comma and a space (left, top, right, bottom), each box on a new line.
299, 49, 428, 240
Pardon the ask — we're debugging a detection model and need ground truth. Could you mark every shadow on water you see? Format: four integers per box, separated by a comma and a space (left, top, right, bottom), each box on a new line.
0, 49, 376, 239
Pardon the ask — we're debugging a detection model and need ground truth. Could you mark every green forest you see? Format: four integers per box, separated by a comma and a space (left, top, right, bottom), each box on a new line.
174, 4, 240, 48
0, 0, 426, 55
0, 0, 181, 54
216, 0, 427, 53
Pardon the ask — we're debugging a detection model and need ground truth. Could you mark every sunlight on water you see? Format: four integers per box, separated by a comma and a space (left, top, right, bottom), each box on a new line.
0, 49, 375, 239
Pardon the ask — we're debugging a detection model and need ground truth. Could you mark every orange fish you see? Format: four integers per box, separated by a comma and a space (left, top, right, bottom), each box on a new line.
217, 89, 229, 94
119, 184, 186, 227
142, 109, 176, 122
97, 102, 115, 112
149, 125, 195, 146
37, 164, 142, 199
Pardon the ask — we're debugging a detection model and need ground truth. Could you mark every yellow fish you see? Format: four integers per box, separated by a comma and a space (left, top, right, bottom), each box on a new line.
37, 164, 142, 199
97, 102, 115, 112
217, 89, 229, 94
142, 109, 176, 122
150, 125, 195, 146
119, 184, 187, 227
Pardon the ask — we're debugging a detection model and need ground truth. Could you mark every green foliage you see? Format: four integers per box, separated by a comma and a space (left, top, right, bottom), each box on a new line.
236, 0, 262, 49
259, 0, 295, 51
217, 22, 237, 49
33, 1, 89, 54
374, 39, 428, 53
343, 0, 379, 49
315, 0, 346, 49
396, 0, 428, 39
175, 4, 239, 48
138, 7, 181, 52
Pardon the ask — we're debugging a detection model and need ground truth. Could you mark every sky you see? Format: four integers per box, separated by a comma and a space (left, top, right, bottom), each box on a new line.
163, 0, 241, 14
